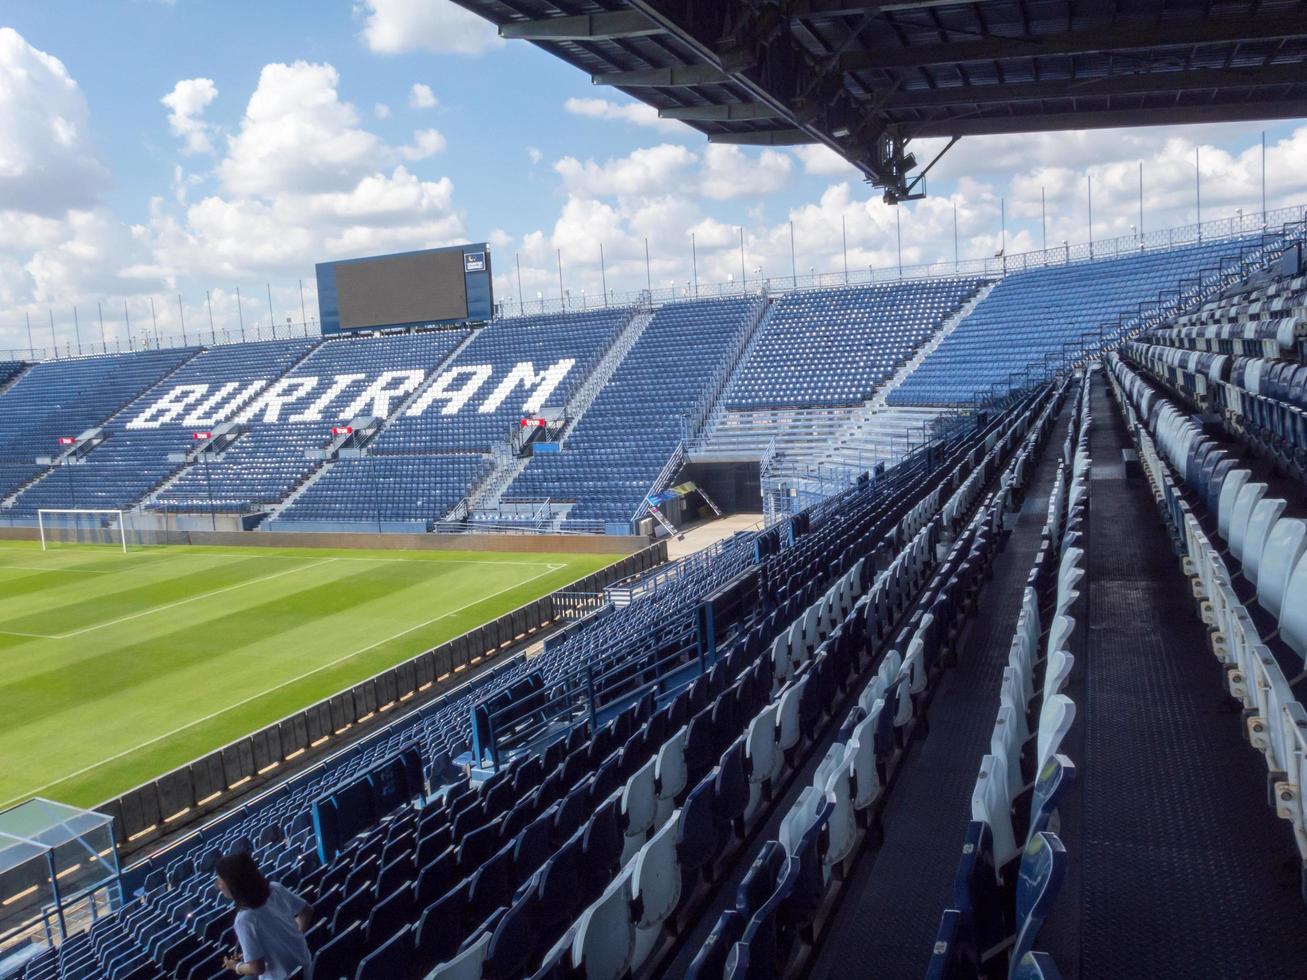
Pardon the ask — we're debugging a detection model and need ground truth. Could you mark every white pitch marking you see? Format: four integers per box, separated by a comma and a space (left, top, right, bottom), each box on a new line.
43, 558, 338, 640
0, 561, 567, 810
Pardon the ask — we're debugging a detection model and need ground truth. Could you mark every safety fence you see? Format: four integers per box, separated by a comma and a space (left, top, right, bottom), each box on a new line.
99, 540, 667, 857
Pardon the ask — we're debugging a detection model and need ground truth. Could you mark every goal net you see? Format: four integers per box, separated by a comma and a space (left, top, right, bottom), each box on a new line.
38, 509, 132, 552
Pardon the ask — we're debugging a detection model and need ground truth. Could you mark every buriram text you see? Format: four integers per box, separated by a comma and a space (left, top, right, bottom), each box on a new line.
125, 359, 576, 429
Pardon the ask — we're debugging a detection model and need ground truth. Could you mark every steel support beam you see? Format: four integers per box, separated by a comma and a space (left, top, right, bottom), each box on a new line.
871, 62, 1307, 108
839, 14, 1307, 71
591, 64, 732, 87
659, 101, 784, 120
707, 128, 816, 145
500, 11, 661, 41
906, 98, 1307, 137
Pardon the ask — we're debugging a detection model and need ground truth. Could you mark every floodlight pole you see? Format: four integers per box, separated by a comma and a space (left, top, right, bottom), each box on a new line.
896, 207, 903, 279
206, 289, 216, 344
1087, 174, 1094, 259
600, 243, 609, 305
236, 286, 246, 341
557, 249, 565, 308
300, 279, 307, 332
515, 252, 524, 315
267, 283, 277, 338
689, 235, 697, 297
1195, 146, 1202, 239
789, 220, 796, 288
1138, 162, 1144, 243
97, 302, 106, 350
954, 201, 960, 272
739, 227, 747, 289
73, 305, 82, 354
124, 300, 131, 350
49, 310, 57, 358
840, 216, 848, 284
1261, 131, 1267, 226
149, 296, 159, 348
1040, 187, 1046, 252
178, 295, 187, 346
645, 238, 652, 294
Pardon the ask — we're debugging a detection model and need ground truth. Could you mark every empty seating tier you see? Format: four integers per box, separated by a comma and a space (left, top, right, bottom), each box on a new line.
891, 239, 1265, 408
504, 296, 764, 526
724, 279, 983, 409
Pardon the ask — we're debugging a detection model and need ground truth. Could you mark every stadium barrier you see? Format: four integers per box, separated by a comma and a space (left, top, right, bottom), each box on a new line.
0, 525, 648, 554
98, 540, 667, 857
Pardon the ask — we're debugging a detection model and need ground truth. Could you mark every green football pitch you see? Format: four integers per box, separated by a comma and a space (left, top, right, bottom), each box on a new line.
0, 540, 616, 811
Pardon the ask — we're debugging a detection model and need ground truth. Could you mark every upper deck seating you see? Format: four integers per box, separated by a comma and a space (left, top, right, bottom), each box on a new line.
371, 308, 632, 455
725, 279, 983, 409
0, 348, 196, 499
504, 296, 762, 525
891, 239, 1259, 407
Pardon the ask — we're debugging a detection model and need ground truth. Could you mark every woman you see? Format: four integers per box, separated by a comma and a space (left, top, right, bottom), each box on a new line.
216, 851, 315, 979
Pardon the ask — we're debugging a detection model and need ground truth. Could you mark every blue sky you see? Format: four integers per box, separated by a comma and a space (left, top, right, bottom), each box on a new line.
1, 0, 1306, 355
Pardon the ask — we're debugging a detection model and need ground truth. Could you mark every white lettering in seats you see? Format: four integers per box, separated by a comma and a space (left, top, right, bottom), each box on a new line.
340, 369, 426, 419
479, 359, 575, 414
406, 365, 493, 416
126, 384, 210, 429
236, 376, 320, 423
183, 381, 268, 427
289, 373, 365, 422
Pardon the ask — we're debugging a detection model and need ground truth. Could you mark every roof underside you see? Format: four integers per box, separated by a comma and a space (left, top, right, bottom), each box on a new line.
454, 0, 1307, 201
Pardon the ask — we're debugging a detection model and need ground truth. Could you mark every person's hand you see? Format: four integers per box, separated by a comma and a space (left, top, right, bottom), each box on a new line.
222, 955, 242, 972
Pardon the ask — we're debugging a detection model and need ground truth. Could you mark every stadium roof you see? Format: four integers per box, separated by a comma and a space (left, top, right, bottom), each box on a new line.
455, 0, 1307, 202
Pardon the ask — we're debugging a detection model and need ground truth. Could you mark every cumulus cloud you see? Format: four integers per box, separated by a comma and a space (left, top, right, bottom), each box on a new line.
408, 83, 438, 110
555, 144, 697, 198
700, 145, 792, 200
563, 97, 686, 134
398, 128, 446, 161
357, 0, 503, 56
161, 78, 219, 154
0, 27, 110, 216
374, 102, 391, 119
218, 61, 383, 198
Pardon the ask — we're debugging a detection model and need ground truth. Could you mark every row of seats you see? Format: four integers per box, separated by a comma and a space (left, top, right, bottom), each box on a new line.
724, 280, 983, 409
682, 377, 1066, 979
890, 237, 1270, 407
530, 386, 1064, 980
73, 378, 1047, 980
1106, 352, 1307, 880
928, 371, 1092, 980
505, 296, 763, 525
276, 455, 490, 525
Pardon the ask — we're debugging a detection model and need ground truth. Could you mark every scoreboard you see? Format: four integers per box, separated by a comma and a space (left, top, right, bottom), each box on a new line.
315, 243, 494, 335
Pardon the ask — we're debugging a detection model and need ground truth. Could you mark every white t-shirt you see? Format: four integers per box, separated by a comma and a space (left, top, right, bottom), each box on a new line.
234, 882, 313, 980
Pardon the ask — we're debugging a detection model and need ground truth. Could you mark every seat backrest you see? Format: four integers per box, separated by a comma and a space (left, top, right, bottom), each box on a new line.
1243, 497, 1288, 585
971, 753, 1017, 867
1217, 469, 1252, 542
570, 866, 635, 980
1036, 695, 1076, 775
1257, 517, 1307, 619
1011, 833, 1068, 968
1229, 481, 1268, 560
1279, 552, 1307, 662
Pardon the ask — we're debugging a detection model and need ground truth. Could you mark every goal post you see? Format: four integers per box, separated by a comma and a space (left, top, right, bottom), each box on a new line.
37, 509, 129, 553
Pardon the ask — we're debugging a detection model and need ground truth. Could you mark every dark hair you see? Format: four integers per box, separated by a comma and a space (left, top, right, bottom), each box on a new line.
216, 851, 271, 909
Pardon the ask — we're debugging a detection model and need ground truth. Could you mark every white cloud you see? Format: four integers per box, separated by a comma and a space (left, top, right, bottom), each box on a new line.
218, 61, 383, 198
0, 27, 110, 216
373, 102, 391, 120
161, 78, 219, 155
408, 83, 438, 110
700, 145, 792, 200
357, 0, 503, 56
555, 144, 697, 198
793, 144, 858, 178
563, 97, 685, 135
398, 128, 446, 161
527, 146, 542, 165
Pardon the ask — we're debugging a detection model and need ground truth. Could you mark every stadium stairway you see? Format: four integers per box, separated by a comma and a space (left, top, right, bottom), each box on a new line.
796, 376, 1077, 979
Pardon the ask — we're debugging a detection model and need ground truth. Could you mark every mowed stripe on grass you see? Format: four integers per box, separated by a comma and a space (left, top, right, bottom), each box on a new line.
0, 541, 615, 809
